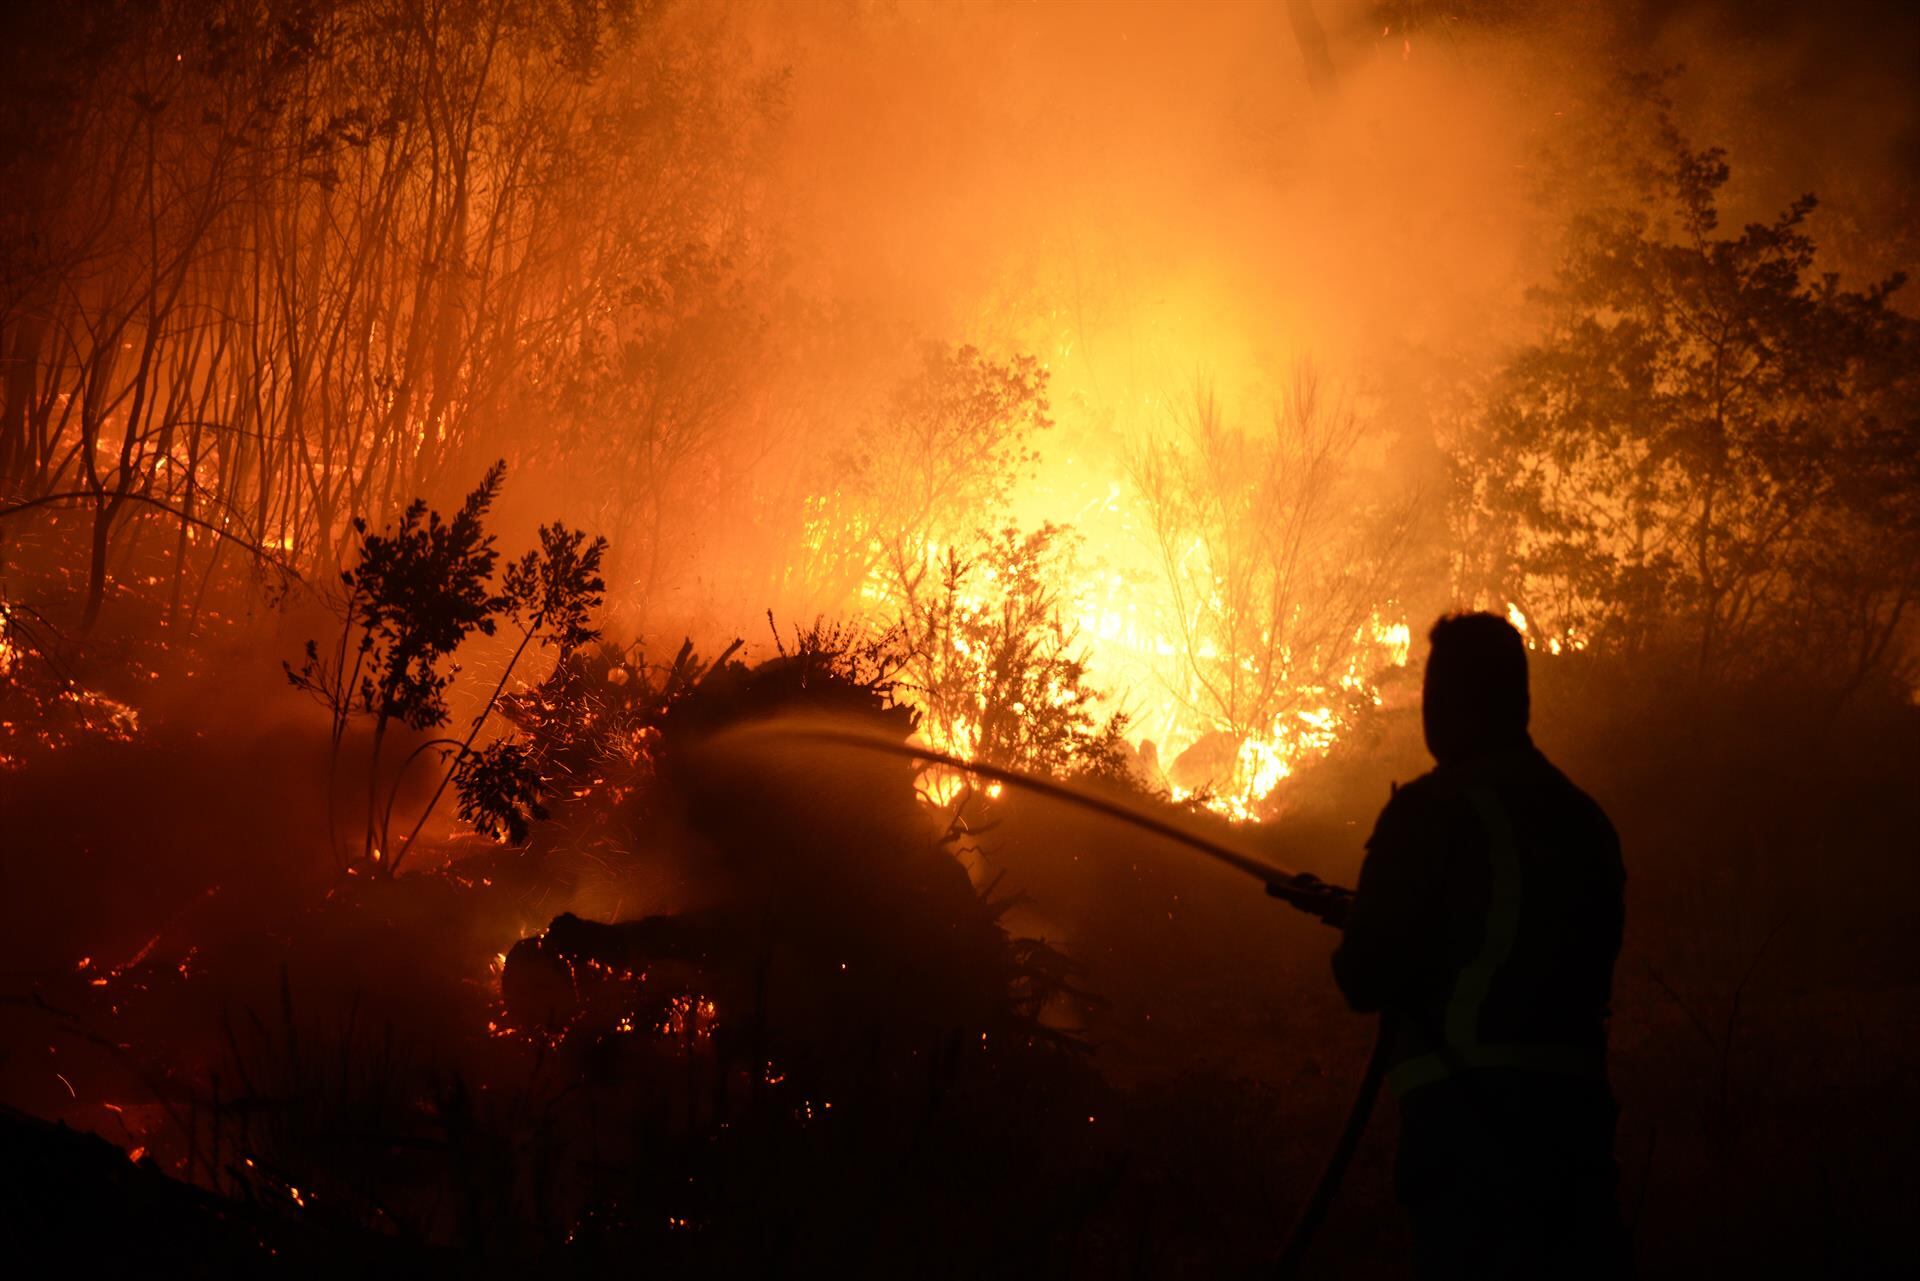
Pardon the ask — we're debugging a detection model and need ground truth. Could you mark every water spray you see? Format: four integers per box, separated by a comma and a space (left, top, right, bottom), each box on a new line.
710, 716, 1388, 1277
708, 717, 1355, 923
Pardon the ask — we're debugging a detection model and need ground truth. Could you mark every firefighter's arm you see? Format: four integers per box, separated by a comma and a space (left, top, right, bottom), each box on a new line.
1330, 789, 1448, 1013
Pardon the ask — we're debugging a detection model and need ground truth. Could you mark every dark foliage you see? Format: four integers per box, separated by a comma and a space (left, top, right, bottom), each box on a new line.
501, 523, 610, 658
342, 461, 506, 734
285, 463, 609, 870
453, 740, 549, 845
1456, 124, 1920, 695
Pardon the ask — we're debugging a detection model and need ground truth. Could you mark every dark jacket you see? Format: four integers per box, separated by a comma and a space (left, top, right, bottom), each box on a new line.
1333, 739, 1625, 1098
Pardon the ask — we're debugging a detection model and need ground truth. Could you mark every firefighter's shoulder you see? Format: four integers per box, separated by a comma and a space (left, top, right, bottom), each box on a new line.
1534, 755, 1621, 843
1381, 768, 1454, 813
1365, 769, 1451, 848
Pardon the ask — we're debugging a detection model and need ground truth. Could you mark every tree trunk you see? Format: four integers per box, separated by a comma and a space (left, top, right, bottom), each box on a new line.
79, 497, 117, 632
365, 714, 389, 871
0, 314, 44, 494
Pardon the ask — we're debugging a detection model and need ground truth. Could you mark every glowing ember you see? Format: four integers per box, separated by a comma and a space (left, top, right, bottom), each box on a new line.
659, 995, 719, 1040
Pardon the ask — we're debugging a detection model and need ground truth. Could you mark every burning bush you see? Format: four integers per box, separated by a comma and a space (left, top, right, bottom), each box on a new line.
501, 619, 1093, 1062
885, 523, 1135, 791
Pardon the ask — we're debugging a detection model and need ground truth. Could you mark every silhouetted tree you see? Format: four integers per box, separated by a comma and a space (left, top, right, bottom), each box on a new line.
393, 520, 607, 869
288, 462, 508, 869
1457, 125, 1920, 692
288, 461, 608, 872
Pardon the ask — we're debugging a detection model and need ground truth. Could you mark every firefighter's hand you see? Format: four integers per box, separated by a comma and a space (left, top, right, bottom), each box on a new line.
1266, 872, 1353, 929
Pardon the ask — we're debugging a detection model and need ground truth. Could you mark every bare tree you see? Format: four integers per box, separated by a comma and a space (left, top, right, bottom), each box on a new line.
0, 0, 771, 640
1130, 363, 1414, 787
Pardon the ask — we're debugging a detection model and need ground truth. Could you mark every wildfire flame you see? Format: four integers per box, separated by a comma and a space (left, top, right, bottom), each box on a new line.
868, 534, 1412, 818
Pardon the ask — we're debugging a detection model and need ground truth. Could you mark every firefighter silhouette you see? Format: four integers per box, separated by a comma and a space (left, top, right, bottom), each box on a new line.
1333, 613, 1630, 1279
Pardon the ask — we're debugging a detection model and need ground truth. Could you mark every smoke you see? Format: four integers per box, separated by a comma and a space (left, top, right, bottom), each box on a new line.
613, 0, 1912, 653
1625, 0, 1920, 231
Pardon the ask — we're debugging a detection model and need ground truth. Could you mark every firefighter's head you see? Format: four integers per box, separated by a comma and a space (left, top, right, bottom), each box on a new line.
1423, 612, 1530, 763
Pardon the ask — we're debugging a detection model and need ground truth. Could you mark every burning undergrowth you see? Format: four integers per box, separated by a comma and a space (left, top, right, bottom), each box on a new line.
8, 571, 1920, 1276
6, 612, 1289, 1272
0, 593, 143, 769
496, 621, 1103, 1059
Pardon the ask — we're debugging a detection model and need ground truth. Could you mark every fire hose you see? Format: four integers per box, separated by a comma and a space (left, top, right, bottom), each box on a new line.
712, 719, 1386, 1277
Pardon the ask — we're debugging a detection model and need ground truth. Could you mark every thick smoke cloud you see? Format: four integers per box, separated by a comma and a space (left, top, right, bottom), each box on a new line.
643, 0, 1918, 651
